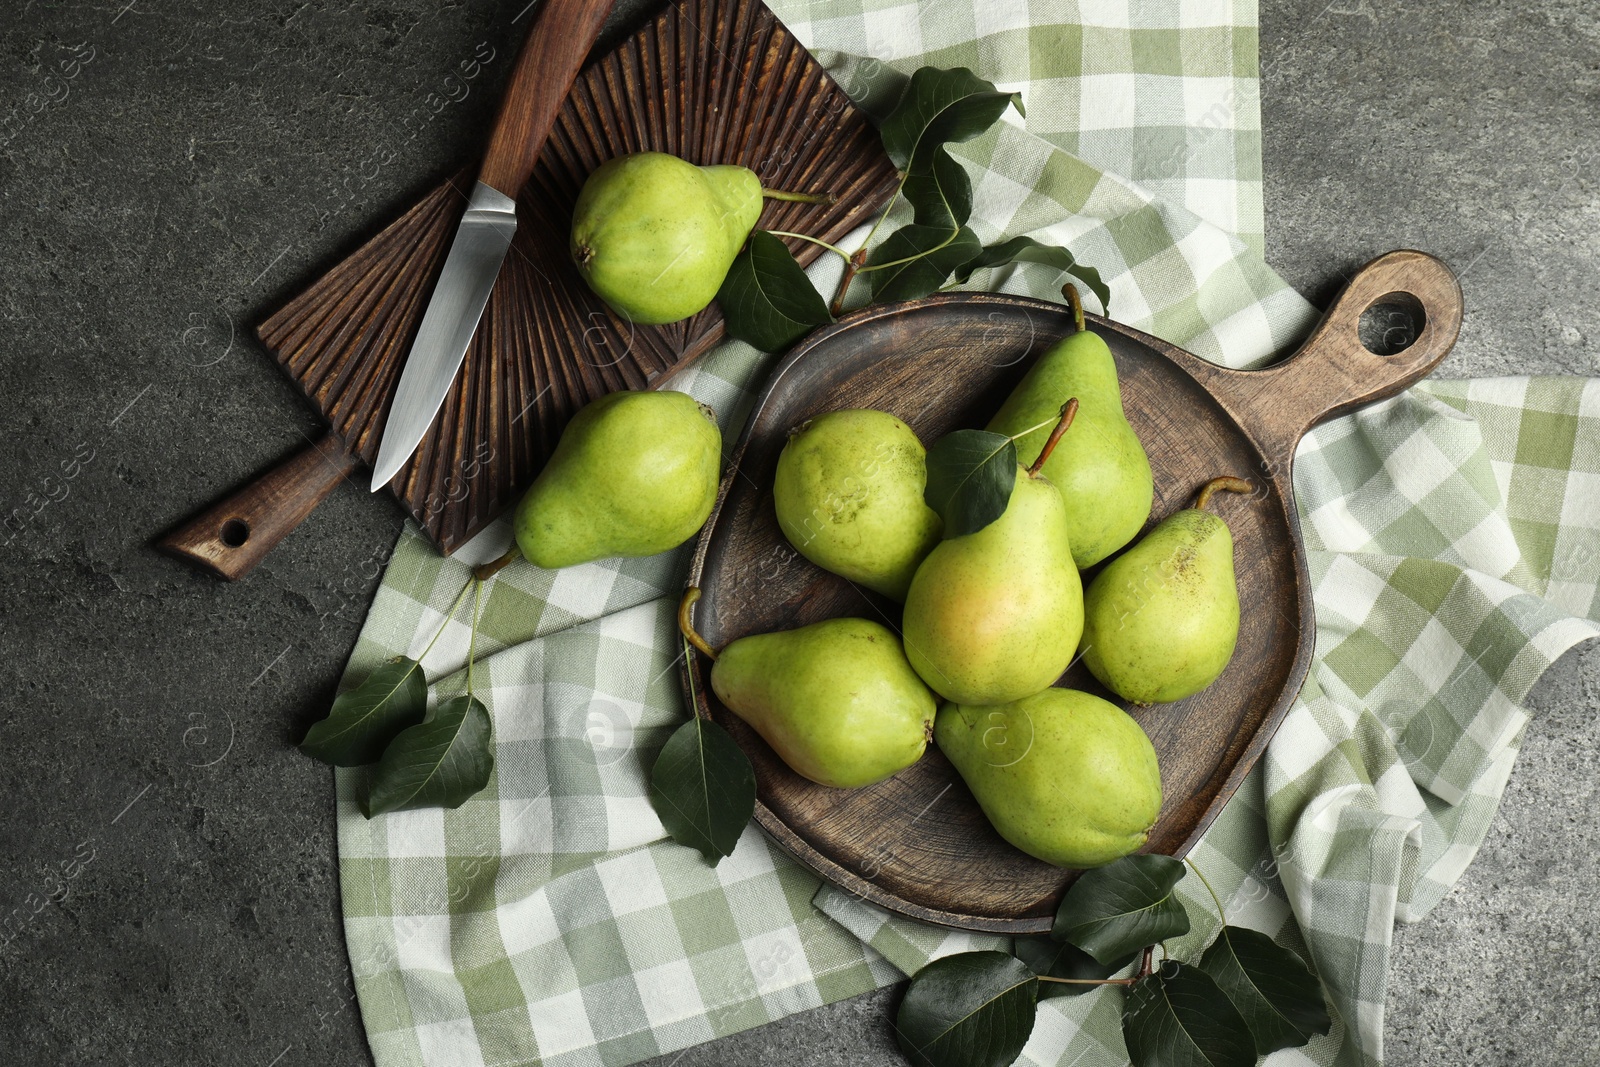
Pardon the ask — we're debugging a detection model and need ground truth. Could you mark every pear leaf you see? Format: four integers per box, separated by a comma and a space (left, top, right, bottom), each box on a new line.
896, 951, 1038, 1067
1052, 854, 1191, 964
1013, 937, 1138, 1000
902, 146, 973, 231
1122, 961, 1257, 1067
879, 67, 1023, 170
1198, 926, 1332, 1054
865, 223, 982, 303
923, 429, 1016, 537
717, 230, 832, 352
953, 235, 1112, 315
301, 656, 427, 766
649, 714, 756, 864
364, 694, 494, 817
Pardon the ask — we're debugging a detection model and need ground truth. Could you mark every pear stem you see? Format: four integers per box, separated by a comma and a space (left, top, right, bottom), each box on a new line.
762, 186, 837, 206
1026, 399, 1079, 478
768, 230, 852, 264
473, 547, 519, 582
1194, 476, 1252, 511
678, 586, 718, 661
1062, 282, 1085, 333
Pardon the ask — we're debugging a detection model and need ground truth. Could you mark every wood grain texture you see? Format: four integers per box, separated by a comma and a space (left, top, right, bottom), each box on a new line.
255, 0, 900, 555
683, 250, 1463, 933
156, 433, 358, 580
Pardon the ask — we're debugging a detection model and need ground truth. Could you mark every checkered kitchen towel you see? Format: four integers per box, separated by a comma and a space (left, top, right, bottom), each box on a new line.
330, 2, 1600, 1065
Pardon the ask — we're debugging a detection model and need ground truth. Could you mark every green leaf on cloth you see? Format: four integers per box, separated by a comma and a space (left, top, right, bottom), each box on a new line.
648, 713, 756, 863
879, 66, 1022, 170
1198, 926, 1331, 1054
903, 146, 974, 231
896, 951, 1038, 1067
364, 694, 494, 817
718, 230, 833, 352
954, 235, 1112, 315
1123, 961, 1257, 1067
1053, 854, 1191, 964
864, 222, 982, 302
301, 656, 427, 766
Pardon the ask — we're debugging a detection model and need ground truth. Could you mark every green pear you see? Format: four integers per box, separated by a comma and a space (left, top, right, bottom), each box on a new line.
902, 411, 1084, 705
935, 687, 1161, 867
772, 410, 943, 600
710, 618, 936, 789
512, 390, 721, 569
986, 289, 1152, 568
571, 152, 762, 325
1079, 477, 1249, 704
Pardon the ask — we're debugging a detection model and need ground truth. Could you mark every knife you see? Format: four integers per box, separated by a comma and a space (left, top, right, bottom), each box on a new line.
369, 0, 616, 491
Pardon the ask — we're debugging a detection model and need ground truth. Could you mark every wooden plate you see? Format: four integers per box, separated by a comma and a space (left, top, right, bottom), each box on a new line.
683, 250, 1463, 932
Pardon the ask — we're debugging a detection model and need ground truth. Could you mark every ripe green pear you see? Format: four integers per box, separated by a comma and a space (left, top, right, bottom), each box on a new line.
571, 152, 762, 325
987, 325, 1153, 568
711, 618, 936, 789
1079, 478, 1247, 704
513, 390, 721, 569
935, 687, 1161, 868
773, 410, 943, 601
902, 465, 1083, 705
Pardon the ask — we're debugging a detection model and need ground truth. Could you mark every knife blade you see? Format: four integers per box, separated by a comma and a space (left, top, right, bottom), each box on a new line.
369, 0, 616, 492
369, 181, 517, 489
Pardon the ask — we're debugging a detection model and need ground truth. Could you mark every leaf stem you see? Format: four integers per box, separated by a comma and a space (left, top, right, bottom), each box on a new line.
1137, 945, 1156, 981
1037, 975, 1137, 987
854, 223, 961, 274
762, 186, 836, 205
1194, 476, 1252, 511
768, 230, 852, 264
473, 547, 518, 582
466, 578, 482, 697
1184, 856, 1229, 928
830, 175, 905, 315
678, 587, 718, 660
1026, 399, 1079, 477
1062, 282, 1085, 333
418, 576, 475, 667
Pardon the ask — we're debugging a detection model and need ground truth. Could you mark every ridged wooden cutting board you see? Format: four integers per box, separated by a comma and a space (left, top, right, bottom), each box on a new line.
256, 0, 898, 553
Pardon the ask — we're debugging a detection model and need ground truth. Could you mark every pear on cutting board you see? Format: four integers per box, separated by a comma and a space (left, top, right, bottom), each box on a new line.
571, 152, 831, 326
901, 404, 1084, 706
773, 409, 943, 601
1080, 476, 1250, 704
986, 284, 1152, 568
708, 617, 936, 789
511, 389, 722, 570
935, 687, 1161, 868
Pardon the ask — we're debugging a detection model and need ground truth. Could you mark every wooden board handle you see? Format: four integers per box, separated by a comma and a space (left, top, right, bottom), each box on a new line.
478, 0, 616, 198
1194, 249, 1464, 468
157, 434, 358, 580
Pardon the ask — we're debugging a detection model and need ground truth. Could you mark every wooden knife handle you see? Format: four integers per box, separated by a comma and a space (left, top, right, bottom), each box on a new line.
478, 0, 616, 198
157, 433, 358, 580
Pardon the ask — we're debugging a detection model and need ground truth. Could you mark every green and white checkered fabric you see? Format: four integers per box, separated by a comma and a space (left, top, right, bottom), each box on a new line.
331, 2, 1600, 1065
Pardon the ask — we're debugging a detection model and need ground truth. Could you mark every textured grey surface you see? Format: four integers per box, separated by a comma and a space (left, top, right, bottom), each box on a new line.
0, 1, 1593, 1065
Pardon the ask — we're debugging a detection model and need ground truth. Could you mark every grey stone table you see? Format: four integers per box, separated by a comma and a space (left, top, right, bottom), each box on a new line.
0, 1, 1593, 1065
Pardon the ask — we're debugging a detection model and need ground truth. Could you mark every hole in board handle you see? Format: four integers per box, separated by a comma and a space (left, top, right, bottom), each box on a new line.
221, 519, 250, 548
1358, 291, 1427, 356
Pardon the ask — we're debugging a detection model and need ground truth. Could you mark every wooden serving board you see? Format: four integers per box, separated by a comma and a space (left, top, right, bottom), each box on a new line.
160, 0, 898, 577
684, 250, 1463, 933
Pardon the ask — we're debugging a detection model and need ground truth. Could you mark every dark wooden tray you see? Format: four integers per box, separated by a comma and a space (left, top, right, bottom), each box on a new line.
683, 250, 1463, 933
160, 0, 898, 577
